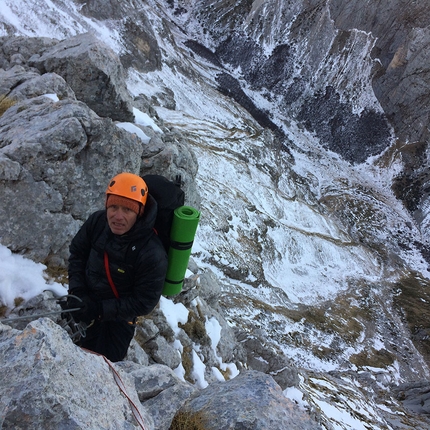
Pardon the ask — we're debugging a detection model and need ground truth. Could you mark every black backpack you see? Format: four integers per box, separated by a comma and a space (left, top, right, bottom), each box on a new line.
143, 174, 185, 252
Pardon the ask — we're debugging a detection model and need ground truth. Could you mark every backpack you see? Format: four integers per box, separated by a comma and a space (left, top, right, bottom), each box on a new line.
143, 174, 185, 253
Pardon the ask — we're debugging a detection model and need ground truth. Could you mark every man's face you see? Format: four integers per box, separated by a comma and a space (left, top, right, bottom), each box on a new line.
107, 205, 138, 235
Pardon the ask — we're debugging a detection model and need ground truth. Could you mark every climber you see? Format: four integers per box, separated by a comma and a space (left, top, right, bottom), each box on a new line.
64, 172, 168, 362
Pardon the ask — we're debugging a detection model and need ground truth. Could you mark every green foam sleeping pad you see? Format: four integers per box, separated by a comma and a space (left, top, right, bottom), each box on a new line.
162, 205, 200, 296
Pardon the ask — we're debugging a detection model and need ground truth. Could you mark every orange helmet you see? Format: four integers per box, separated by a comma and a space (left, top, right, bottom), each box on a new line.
106, 172, 148, 207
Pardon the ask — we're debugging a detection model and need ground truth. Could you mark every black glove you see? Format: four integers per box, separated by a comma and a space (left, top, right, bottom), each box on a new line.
66, 295, 102, 324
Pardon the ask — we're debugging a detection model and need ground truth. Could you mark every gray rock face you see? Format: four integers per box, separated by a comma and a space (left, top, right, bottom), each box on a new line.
0, 318, 151, 429
4, 68, 76, 102
0, 318, 316, 430
8, 66, 76, 101
77, 0, 162, 72
243, 335, 299, 390
183, 370, 322, 430
1, 36, 59, 60
0, 34, 200, 265
330, 0, 430, 144
328, 1, 430, 238
394, 381, 430, 415
29, 32, 135, 122
186, 1, 393, 164
0, 94, 142, 263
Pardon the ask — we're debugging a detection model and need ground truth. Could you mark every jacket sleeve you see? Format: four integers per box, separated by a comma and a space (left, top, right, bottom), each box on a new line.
101, 237, 168, 321
68, 211, 102, 296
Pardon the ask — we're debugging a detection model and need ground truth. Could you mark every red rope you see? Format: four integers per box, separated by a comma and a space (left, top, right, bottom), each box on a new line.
81, 348, 146, 429
101, 255, 146, 428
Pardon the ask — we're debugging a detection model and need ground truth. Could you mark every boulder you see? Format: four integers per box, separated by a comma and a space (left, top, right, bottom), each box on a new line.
2, 36, 59, 61
7, 69, 76, 102
29, 32, 135, 122
119, 363, 198, 429
0, 315, 320, 430
182, 370, 322, 430
0, 318, 152, 429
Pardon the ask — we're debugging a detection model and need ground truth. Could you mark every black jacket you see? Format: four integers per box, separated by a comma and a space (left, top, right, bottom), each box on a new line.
68, 195, 168, 321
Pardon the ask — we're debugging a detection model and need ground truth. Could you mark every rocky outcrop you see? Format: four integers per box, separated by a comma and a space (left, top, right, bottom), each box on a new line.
394, 381, 430, 416
28, 33, 134, 122
0, 318, 179, 429
0, 34, 199, 265
77, 0, 162, 73
0, 312, 319, 430
330, 0, 430, 144
328, 0, 430, 246
183, 370, 321, 430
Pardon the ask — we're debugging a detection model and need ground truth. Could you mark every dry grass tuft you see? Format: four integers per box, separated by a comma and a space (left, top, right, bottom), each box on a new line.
179, 311, 211, 345
43, 264, 69, 285
393, 272, 430, 360
0, 305, 8, 318
169, 409, 209, 430
180, 345, 194, 382
0, 96, 16, 117
14, 297, 24, 307
350, 347, 395, 368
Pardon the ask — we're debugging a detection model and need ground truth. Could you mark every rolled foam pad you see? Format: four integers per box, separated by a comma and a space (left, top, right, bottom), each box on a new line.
162, 206, 200, 296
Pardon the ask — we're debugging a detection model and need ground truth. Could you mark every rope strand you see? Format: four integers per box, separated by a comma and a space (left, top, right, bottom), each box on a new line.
81, 348, 146, 429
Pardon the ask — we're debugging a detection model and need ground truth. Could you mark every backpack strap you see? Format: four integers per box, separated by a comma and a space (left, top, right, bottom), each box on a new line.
104, 251, 120, 299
